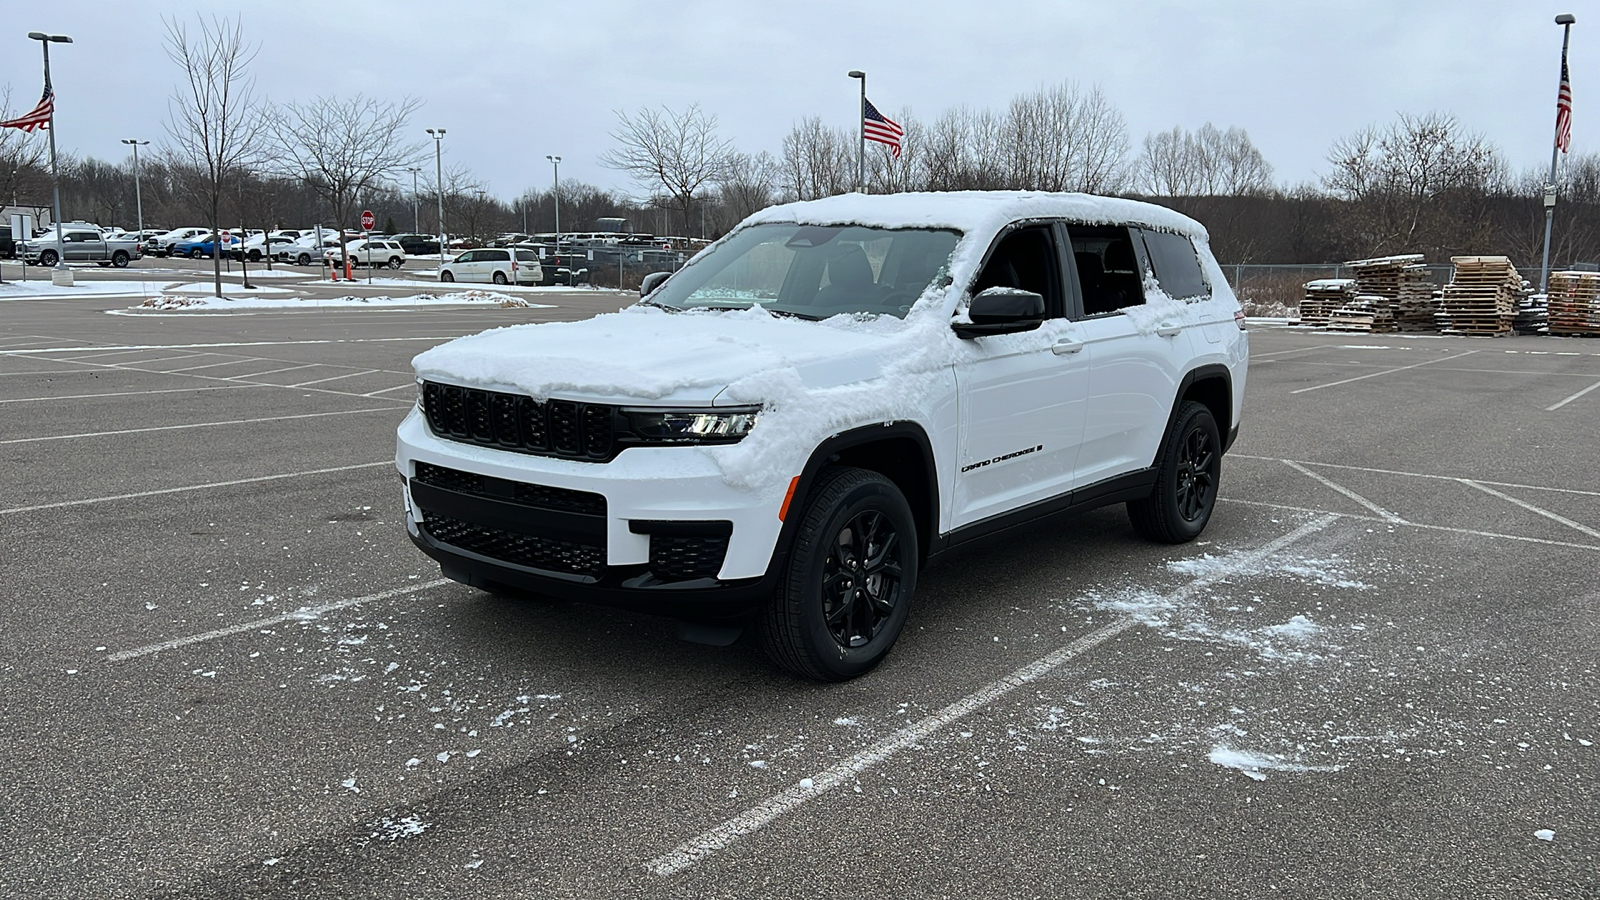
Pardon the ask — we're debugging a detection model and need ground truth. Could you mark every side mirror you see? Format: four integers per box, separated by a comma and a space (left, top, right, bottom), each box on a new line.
952, 287, 1047, 339
640, 270, 671, 297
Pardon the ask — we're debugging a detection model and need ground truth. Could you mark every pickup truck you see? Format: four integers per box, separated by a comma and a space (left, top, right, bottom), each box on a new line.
21, 227, 143, 268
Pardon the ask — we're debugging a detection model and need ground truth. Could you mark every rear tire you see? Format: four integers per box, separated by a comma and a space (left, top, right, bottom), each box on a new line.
388, 257, 403, 269
1127, 401, 1221, 544
492, 270, 508, 285
39, 250, 58, 267
111, 251, 130, 268
760, 467, 918, 681
297, 254, 312, 266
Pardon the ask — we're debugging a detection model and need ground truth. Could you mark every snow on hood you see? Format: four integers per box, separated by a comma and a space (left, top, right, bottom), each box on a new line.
411, 304, 913, 403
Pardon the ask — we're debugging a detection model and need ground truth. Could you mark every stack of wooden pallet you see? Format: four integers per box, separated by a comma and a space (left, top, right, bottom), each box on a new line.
1546, 271, 1600, 336
1438, 256, 1521, 336
1393, 264, 1439, 331
1341, 255, 1427, 333
1328, 295, 1395, 333
1299, 278, 1355, 326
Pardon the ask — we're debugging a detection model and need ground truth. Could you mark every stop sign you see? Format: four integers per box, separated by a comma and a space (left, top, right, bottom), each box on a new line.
360, 210, 375, 231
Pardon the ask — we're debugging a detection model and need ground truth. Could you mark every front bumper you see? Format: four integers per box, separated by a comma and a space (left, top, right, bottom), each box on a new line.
396, 407, 787, 610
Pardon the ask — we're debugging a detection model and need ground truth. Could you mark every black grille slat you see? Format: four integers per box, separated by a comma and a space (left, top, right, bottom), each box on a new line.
650, 536, 731, 581
550, 401, 580, 455
420, 382, 615, 461
422, 513, 604, 578
413, 462, 605, 516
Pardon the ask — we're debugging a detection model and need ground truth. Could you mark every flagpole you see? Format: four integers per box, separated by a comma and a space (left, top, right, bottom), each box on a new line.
27, 32, 72, 274
849, 70, 866, 193
1540, 13, 1577, 295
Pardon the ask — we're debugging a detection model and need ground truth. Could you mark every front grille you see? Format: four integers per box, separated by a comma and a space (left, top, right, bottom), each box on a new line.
421, 513, 605, 579
422, 381, 615, 461
649, 535, 731, 581
413, 462, 605, 516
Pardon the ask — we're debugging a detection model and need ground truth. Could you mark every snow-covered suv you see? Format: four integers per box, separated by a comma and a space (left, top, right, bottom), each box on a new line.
396, 192, 1247, 681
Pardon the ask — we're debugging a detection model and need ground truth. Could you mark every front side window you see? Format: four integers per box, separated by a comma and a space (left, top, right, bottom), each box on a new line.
1067, 224, 1146, 316
646, 223, 960, 320
971, 225, 1063, 315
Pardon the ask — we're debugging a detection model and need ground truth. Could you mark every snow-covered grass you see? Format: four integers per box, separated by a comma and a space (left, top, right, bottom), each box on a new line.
133, 289, 555, 311
0, 279, 164, 298
165, 282, 297, 296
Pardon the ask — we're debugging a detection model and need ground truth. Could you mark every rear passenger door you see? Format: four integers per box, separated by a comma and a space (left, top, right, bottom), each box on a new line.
1066, 224, 1199, 487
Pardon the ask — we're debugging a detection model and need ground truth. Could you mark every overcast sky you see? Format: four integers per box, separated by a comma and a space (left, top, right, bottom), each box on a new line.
1, 0, 1585, 205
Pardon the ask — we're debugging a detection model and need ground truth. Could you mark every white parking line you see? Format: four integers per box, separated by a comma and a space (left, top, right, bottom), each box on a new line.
1221, 498, 1600, 552
1547, 378, 1600, 411
0, 384, 265, 405
1230, 455, 1600, 498
0, 408, 400, 445
290, 369, 380, 387
1458, 480, 1600, 540
105, 579, 452, 662
1288, 350, 1480, 394
0, 461, 390, 515
644, 515, 1339, 877
0, 337, 463, 355
361, 383, 417, 397
1283, 460, 1406, 523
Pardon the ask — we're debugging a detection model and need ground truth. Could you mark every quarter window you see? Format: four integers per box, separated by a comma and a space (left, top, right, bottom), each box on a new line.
1140, 229, 1209, 301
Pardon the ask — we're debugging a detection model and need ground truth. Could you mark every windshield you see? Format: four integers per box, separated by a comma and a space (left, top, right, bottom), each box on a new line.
646, 223, 960, 319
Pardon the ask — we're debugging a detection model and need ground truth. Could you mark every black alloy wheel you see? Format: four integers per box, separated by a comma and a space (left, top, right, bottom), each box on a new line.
111, 251, 130, 268
388, 257, 403, 269
1127, 401, 1221, 543
820, 508, 905, 649
761, 467, 918, 681
297, 254, 312, 266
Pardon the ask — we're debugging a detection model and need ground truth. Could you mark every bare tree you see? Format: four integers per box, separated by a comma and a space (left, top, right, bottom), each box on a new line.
779, 116, 854, 200
716, 150, 778, 231
162, 14, 263, 297
601, 104, 733, 234
1140, 123, 1274, 197
267, 94, 422, 266
866, 111, 924, 195
1000, 83, 1129, 192
1323, 111, 1503, 256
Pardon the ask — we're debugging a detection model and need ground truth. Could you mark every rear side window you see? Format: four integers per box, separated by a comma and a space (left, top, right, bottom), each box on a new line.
1139, 229, 1209, 301
484, 250, 509, 262
1066, 224, 1145, 316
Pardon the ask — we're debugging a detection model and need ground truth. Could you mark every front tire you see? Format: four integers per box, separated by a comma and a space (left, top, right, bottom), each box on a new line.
388, 257, 403, 269
440, 270, 455, 283
297, 254, 312, 266
760, 467, 918, 681
39, 250, 58, 267
190, 249, 204, 259
1127, 401, 1221, 543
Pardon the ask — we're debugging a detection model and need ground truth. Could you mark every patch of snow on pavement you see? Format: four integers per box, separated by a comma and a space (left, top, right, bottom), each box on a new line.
1207, 745, 1336, 780
133, 290, 554, 310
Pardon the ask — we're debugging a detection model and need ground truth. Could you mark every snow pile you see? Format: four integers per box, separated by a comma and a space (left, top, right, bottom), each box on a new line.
135, 290, 551, 310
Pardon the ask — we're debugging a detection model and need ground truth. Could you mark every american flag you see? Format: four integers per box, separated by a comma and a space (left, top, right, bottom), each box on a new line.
0, 87, 54, 134
863, 98, 904, 159
1556, 55, 1573, 154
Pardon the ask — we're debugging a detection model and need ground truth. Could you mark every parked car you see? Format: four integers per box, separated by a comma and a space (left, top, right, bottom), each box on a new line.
19, 227, 142, 267
392, 233, 442, 256
232, 233, 300, 262
324, 238, 407, 269
0, 225, 14, 259
172, 233, 240, 259
396, 191, 1248, 680
437, 248, 542, 285
276, 235, 341, 266
149, 227, 209, 257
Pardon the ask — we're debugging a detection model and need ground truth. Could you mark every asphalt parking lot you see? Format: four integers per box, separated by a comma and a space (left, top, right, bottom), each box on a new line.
2, 270, 1597, 898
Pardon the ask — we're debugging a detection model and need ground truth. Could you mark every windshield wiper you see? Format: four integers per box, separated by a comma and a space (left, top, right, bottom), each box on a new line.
638, 297, 682, 312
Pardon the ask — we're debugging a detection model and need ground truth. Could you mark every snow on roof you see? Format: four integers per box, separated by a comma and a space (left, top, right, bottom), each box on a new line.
743, 191, 1209, 241
1345, 254, 1426, 267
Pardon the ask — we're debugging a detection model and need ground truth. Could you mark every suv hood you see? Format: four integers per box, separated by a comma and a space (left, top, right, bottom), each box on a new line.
412, 304, 912, 405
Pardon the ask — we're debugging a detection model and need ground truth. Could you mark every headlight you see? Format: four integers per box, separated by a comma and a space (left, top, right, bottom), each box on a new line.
623, 407, 759, 445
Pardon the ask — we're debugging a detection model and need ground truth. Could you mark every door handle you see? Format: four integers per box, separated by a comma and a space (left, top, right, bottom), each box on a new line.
1052, 339, 1084, 355
1156, 323, 1183, 337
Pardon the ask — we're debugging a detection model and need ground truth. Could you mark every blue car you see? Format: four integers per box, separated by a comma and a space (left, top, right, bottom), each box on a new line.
172, 233, 241, 259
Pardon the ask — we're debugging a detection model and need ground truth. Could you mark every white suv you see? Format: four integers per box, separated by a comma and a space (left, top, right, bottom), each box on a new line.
396, 192, 1248, 681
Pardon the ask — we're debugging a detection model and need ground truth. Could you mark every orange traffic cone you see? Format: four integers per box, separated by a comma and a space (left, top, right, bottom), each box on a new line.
328, 258, 339, 281
345, 257, 354, 280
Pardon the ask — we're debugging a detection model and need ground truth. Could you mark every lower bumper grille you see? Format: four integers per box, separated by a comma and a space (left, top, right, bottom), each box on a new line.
649, 536, 731, 581
421, 512, 604, 579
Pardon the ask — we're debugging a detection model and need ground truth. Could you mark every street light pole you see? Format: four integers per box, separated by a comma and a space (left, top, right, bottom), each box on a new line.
121, 139, 149, 239
408, 167, 421, 234
848, 70, 865, 194
546, 154, 561, 264
1540, 13, 1577, 295
426, 128, 446, 263
29, 31, 72, 272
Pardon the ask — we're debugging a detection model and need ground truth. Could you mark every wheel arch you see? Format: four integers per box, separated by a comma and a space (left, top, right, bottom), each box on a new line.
1170, 364, 1233, 452
784, 422, 940, 567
